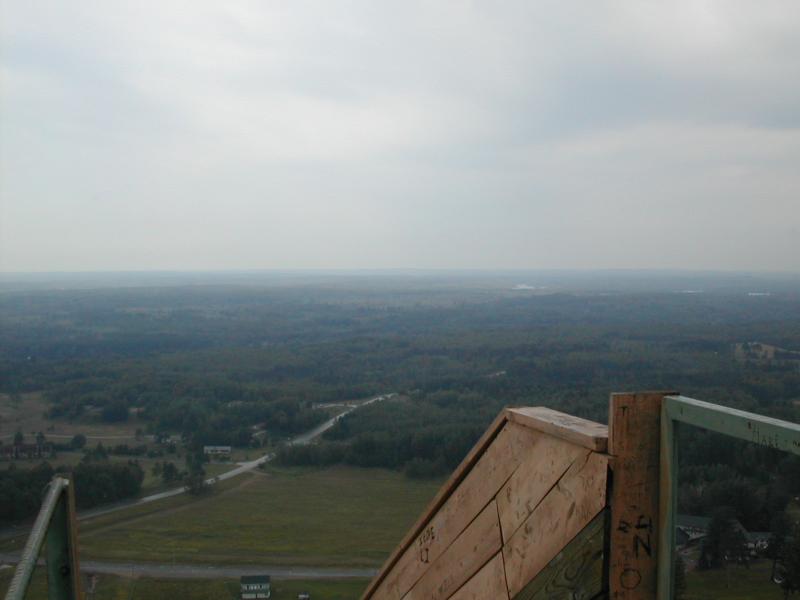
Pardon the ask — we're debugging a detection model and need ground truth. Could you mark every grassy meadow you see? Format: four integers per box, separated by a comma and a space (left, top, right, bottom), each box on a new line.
0, 475, 251, 554
0, 392, 144, 443
75, 465, 441, 567
686, 560, 784, 600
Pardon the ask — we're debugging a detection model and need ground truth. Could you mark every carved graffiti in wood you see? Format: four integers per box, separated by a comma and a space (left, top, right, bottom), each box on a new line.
608, 392, 670, 599
511, 510, 608, 600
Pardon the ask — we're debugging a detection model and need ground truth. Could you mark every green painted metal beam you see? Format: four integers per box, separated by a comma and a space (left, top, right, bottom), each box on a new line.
46, 491, 78, 600
658, 395, 800, 599
4, 476, 82, 600
4, 478, 67, 600
664, 395, 800, 455
657, 410, 678, 600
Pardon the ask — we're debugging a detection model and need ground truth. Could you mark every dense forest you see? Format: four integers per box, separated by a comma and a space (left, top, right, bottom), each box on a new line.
2, 271, 800, 531
0, 457, 144, 523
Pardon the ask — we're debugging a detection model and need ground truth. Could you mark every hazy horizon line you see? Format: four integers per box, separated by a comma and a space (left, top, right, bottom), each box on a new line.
2, 267, 800, 277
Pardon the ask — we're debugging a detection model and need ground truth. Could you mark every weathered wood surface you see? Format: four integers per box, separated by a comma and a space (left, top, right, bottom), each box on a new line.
511, 509, 607, 600
403, 501, 502, 600
608, 392, 673, 600
371, 422, 535, 599
362, 411, 509, 600
364, 405, 612, 600
448, 552, 509, 600
506, 407, 608, 452
503, 452, 608, 597
497, 432, 588, 541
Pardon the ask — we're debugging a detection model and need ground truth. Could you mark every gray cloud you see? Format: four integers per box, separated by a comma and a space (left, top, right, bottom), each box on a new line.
1, 0, 799, 271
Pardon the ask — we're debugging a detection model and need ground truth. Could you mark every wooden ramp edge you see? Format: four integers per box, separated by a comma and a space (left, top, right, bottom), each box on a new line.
361, 406, 610, 600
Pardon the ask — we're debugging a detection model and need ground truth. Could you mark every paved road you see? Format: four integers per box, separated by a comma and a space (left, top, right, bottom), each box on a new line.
80, 393, 393, 520
0, 395, 395, 578
0, 552, 376, 580
1, 393, 395, 536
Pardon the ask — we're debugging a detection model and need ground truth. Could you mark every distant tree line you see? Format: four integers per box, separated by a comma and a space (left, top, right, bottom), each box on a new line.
4, 284, 800, 524
0, 457, 144, 526
277, 391, 504, 477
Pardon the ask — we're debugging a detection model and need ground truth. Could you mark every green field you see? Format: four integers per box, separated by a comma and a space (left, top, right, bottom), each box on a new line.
686, 560, 783, 600
0, 392, 144, 442
0, 569, 368, 600
77, 465, 441, 567
0, 475, 252, 554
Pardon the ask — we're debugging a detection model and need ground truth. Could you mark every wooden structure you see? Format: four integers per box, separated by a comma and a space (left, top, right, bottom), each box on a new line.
362, 392, 675, 600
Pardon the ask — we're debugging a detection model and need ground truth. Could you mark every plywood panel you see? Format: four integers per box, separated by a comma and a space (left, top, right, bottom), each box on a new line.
502, 452, 608, 597
404, 501, 502, 600
371, 422, 536, 599
511, 510, 607, 600
364, 412, 510, 600
497, 433, 588, 541
448, 552, 509, 600
506, 407, 608, 452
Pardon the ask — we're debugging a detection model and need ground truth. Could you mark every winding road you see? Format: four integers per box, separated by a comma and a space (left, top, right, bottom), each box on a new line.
80, 393, 393, 520
0, 394, 394, 579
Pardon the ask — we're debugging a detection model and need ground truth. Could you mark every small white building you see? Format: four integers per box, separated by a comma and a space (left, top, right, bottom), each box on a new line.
203, 445, 231, 457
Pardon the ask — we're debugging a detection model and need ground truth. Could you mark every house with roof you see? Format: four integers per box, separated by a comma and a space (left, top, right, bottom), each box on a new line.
676, 514, 710, 547
204, 445, 231, 457
746, 531, 772, 555
677, 514, 773, 558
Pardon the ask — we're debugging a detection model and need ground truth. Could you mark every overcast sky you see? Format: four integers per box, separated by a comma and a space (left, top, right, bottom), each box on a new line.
1, 1, 799, 272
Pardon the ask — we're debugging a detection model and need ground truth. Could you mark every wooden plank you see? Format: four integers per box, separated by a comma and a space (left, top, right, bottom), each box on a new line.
363, 412, 509, 600
511, 510, 607, 600
502, 452, 608, 597
371, 422, 537, 599
506, 407, 608, 452
608, 392, 674, 600
449, 552, 509, 600
363, 412, 509, 599
403, 501, 502, 600
497, 433, 589, 542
